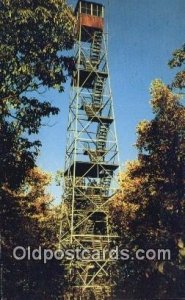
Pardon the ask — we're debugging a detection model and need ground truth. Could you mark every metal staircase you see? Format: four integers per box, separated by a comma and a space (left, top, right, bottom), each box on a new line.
96, 123, 109, 151
91, 195, 103, 209
103, 174, 112, 189
90, 31, 103, 66
81, 30, 103, 70
102, 172, 112, 196
84, 104, 100, 119
93, 73, 105, 106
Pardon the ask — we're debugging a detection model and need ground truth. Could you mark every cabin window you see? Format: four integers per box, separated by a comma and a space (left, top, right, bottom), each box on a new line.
81, 2, 91, 14
93, 4, 102, 17
80, 2, 103, 17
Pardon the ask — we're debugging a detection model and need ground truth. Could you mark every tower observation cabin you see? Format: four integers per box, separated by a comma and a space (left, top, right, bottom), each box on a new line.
75, 1, 104, 32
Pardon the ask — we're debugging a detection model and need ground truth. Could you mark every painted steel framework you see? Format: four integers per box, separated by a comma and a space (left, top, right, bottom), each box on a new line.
60, 1, 119, 299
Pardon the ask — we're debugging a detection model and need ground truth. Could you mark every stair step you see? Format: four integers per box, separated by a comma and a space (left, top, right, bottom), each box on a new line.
99, 129, 107, 132
93, 45, 101, 49
94, 38, 102, 43
94, 38, 102, 42
91, 55, 99, 60
94, 35, 102, 39
95, 83, 103, 87
94, 89, 102, 93
96, 78, 104, 82
91, 60, 99, 64
92, 48, 101, 52
93, 50, 100, 54
93, 242, 103, 250
94, 86, 103, 90
95, 82, 104, 85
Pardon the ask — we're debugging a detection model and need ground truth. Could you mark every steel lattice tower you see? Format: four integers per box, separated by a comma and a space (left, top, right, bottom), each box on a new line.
60, 1, 119, 299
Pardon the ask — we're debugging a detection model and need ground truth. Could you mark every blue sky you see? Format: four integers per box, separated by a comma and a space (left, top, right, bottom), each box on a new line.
37, 0, 185, 202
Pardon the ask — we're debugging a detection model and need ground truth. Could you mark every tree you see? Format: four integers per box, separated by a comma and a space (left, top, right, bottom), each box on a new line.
0, 1, 75, 298
2, 167, 64, 299
111, 79, 185, 299
0, 0, 75, 190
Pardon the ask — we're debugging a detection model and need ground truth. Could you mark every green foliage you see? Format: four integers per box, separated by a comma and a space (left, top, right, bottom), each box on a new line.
0, 0, 75, 96
55, 170, 64, 186
168, 44, 185, 89
0, 0, 75, 189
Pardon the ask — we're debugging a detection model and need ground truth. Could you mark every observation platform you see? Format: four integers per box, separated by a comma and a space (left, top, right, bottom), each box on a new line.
64, 161, 118, 178
72, 70, 108, 88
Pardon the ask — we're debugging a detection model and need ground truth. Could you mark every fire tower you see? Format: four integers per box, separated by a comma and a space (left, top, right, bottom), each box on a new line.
60, 1, 119, 299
